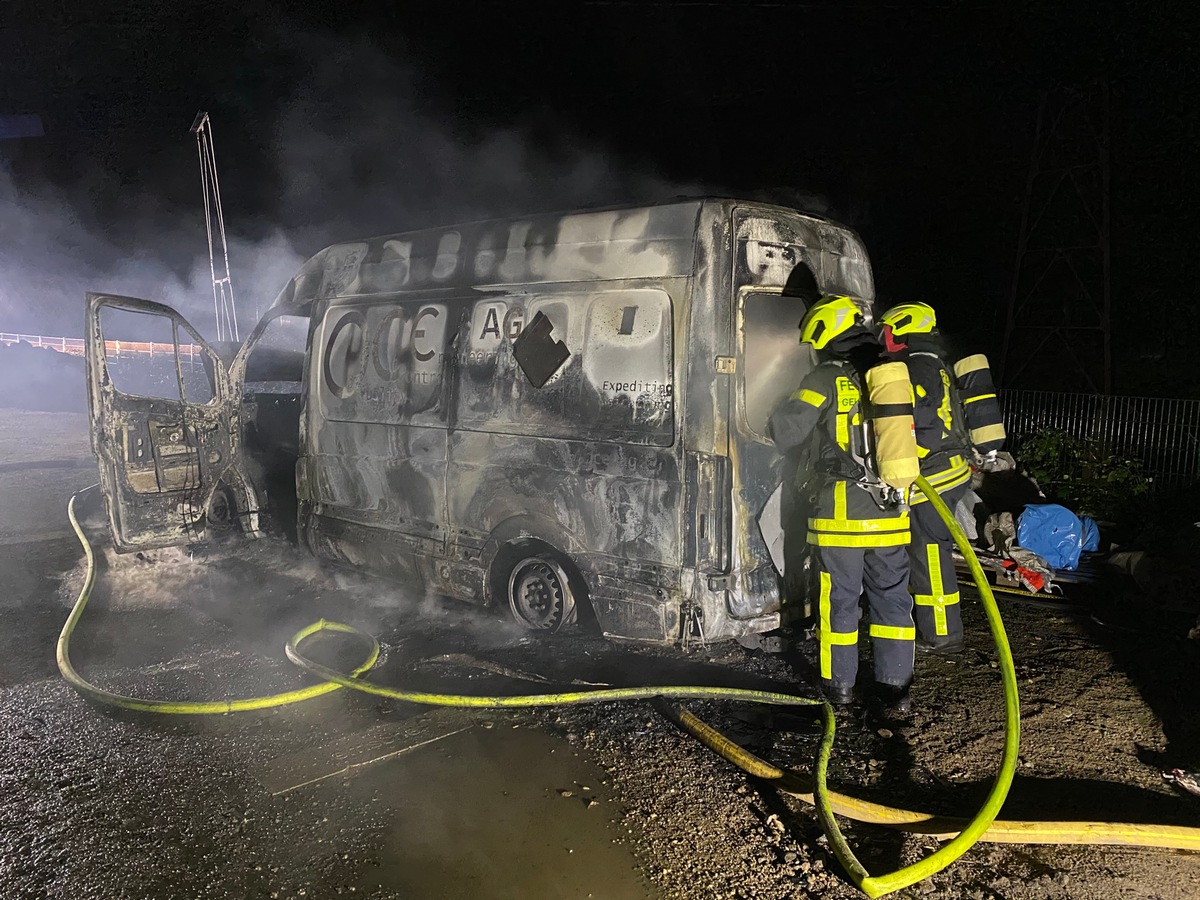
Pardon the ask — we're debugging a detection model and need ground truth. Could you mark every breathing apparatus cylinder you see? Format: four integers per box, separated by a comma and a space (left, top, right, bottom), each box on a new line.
865, 361, 921, 492
953, 354, 1006, 454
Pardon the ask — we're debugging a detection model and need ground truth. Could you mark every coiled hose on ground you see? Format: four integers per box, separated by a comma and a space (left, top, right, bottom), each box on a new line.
56, 480, 1200, 897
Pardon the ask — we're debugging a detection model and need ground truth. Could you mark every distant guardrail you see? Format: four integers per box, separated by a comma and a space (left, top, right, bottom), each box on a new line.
1002, 389, 1200, 489
0, 332, 203, 367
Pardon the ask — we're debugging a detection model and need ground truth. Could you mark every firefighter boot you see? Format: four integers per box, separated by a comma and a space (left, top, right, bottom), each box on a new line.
874, 681, 912, 716
916, 637, 965, 655
823, 680, 855, 706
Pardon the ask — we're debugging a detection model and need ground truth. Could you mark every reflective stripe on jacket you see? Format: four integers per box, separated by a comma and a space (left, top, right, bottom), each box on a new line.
906, 351, 972, 504
768, 360, 910, 546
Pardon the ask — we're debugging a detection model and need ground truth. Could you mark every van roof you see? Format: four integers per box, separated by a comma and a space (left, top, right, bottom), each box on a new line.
270, 198, 857, 311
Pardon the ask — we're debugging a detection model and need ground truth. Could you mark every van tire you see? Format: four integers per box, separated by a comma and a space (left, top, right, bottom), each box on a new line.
206, 484, 238, 533
494, 541, 582, 633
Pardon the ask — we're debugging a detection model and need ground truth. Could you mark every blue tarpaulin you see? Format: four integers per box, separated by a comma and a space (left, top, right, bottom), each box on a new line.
1080, 515, 1101, 552
1017, 503, 1087, 571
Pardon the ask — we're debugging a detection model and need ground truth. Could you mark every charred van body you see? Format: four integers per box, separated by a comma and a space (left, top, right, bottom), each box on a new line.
85, 198, 874, 645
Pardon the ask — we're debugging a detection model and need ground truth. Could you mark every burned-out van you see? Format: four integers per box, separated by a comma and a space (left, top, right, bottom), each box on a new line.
85, 199, 874, 645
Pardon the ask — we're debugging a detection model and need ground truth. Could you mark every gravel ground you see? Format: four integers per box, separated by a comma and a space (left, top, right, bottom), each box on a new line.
2, 405, 1199, 899
510, 595, 1200, 900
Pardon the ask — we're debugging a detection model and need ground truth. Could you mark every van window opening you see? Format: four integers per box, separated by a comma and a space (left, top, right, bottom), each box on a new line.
737, 235, 874, 303
98, 305, 217, 405
740, 290, 815, 441
243, 314, 309, 394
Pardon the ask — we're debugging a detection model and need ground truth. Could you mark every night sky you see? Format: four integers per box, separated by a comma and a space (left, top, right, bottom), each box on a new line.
1, 1, 1196, 394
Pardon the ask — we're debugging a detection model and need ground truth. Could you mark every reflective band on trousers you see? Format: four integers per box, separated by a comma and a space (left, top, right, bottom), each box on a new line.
818, 571, 858, 680
915, 542, 960, 636
808, 530, 911, 548
811, 482, 910, 546
810, 517, 914, 534
869, 624, 916, 641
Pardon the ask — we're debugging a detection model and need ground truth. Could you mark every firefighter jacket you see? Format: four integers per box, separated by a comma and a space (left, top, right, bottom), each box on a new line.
769, 359, 910, 548
904, 350, 971, 503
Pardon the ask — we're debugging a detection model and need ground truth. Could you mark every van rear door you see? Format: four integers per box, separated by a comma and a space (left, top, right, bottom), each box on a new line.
730, 288, 816, 614
85, 293, 238, 551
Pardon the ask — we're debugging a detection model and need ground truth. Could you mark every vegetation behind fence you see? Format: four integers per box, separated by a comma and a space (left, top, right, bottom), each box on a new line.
1001, 390, 1200, 489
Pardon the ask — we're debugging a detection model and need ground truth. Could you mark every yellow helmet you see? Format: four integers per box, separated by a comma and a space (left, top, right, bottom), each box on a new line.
799, 294, 865, 350
879, 301, 937, 336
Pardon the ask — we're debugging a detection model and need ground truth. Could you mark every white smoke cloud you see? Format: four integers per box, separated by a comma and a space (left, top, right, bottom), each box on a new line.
269, 35, 713, 245
0, 163, 306, 339
1, 28, 829, 344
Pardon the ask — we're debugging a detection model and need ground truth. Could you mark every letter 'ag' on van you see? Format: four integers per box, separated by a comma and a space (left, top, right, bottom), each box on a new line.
84, 199, 874, 645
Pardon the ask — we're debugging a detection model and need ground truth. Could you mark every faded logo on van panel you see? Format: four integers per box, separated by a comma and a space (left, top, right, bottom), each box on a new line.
323, 311, 366, 399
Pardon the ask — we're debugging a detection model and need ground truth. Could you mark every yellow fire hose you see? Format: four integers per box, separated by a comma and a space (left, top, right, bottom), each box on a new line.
804, 475, 1020, 895
56, 481, 1200, 897
662, 705, 1200, 850
57, 492, 383, 714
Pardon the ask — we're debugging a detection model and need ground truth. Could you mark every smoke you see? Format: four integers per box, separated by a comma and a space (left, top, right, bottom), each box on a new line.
0, 163, 304, 338
269, 35, 715, 246
59, 530, 532, 653
0, 22, 838, 345
0, 28, 733, 345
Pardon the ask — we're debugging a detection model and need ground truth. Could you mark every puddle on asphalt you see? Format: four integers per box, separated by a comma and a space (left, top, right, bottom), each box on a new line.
353, 725, 654, 900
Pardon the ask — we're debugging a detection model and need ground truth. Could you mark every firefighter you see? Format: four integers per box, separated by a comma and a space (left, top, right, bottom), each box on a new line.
878, 301, 972, 654
769, 295, 916, 711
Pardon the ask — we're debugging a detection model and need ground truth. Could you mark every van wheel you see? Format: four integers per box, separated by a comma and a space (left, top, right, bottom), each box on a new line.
496, 543, 580, 633
206, 485, 237, 532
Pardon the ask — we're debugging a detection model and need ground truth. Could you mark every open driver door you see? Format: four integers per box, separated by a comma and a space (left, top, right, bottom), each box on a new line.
85, 293, 256, 551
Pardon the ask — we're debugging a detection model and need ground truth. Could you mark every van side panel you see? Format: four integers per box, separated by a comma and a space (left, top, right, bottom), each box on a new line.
446, 433, 682, 642
446, 281, 686, 643
288, 199, 873, 646
299, 298, 454, 584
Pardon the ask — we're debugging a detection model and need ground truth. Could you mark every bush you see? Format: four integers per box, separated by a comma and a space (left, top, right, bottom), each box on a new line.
1016, 428, 1151, 525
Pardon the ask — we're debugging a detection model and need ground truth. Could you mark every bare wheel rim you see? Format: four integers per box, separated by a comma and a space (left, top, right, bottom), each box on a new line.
207, 488, 233, 530
507, 557, 571, 630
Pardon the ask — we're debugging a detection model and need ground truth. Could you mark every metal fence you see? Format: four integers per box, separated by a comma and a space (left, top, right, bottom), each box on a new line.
1001, 390, 1200, 489
1, 332, 203, 367
0, 332, 85, 355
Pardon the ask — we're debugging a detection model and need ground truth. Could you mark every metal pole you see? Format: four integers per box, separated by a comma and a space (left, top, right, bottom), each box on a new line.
1099, 81, 1112, 394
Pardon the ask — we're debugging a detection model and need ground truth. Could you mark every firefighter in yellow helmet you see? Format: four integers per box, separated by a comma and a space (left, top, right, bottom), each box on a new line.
769, 295, 916, 712
878, 301, 971, 653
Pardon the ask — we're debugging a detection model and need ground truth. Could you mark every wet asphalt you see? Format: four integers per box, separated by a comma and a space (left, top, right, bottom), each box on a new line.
0, 411, 653, 900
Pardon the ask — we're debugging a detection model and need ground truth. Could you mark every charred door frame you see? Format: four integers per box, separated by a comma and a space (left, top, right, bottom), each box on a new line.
85, 292, 258, 550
